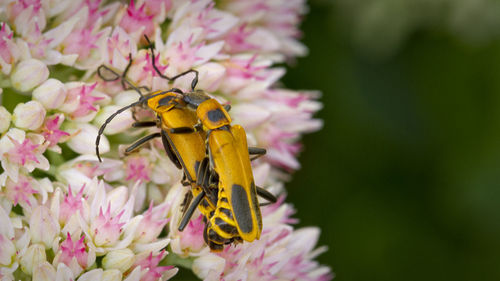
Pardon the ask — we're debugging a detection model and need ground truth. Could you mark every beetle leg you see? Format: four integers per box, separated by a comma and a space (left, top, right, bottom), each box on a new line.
160, 130, 182, 169
195, 157, 218, 206
169, 122, 203, 134
256, 186, 277, 204
124, 132, 162, 154
180, 189, 193, 217
178, 190, 205, 231
131, 121, 157, 128
248, 147, 266, 160
181, 173, 191, 186
170, 127, 195, 134
196, 157, 210, 187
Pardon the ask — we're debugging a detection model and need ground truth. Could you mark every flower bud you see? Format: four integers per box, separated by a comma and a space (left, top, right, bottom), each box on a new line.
20, 243, 47, 275
30, 205, 60, 248
0, 234, 16, 266
65, 123, 109, 155
12, 100, 46, 130
11, 59, 49, 92
32, 261, 56, 281
102, 269, 122, 281
0, 106, 12, 133
102, 249, 135, 272
33, 79, 68, 109
192, 254, 225, 279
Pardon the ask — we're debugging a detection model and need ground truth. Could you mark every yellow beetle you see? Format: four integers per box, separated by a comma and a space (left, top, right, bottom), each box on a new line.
171, 89, 276, 245
95, 40, 275, 250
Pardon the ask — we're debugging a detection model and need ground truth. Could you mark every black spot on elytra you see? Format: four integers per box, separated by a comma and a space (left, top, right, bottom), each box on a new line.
207, 109, 225, 122
231, 184, 253, 234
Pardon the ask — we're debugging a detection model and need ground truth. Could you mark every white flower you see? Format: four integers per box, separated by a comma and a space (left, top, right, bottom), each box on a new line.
65, 123, 109, 155
20, 244, 47, 275
12, 100, 46, 130
33, 78, 68, 109
0, 128, 49, 183
10, 59, 50, 92
29, 205, 60, 248
0, 106, 12, 133
102, 248, 135, 272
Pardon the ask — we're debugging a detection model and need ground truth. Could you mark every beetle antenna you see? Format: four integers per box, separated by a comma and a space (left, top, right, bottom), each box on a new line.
144, 35, 199, 91
95, 90, 178, 162
96, 100, 142, 162
97, 64, 144, 98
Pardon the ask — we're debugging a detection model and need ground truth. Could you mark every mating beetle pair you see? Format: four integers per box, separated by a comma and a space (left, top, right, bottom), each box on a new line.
95, 38, 276, 251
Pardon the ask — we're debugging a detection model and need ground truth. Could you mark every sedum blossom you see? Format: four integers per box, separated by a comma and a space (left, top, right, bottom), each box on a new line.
12, 100, 46, 130
0, 0, 331, 280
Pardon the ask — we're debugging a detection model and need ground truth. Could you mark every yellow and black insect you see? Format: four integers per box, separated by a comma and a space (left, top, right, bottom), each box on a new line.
172, 90, 277, 248
95, 37, 276, 251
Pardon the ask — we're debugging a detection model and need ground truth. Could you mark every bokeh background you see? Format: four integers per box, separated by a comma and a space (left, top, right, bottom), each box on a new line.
283, 0, 500, 280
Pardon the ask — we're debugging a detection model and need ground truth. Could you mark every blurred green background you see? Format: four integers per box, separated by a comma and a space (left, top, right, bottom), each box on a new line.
282, 0, 500, 280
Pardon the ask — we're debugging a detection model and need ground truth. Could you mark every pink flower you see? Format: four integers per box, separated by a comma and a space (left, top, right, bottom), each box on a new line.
0, 129, 49, 183
7, 0, 43, 20
222, 0, 308, 58
125, 156, 151, 182
119, 0, 155, 39
163, 34, 204, 72
52, 230, 96, 277
23, 23, 53, 59
29, 205, 60, 247
0, 23, 18, 74
104, 27, 137, 70
4, 174, 38, 207
63, 82, 104, 119
142, 52, 168, 78
59, 185, 86, 224
178, 214, 206, 252
143, 0, 172, 17
133, 201, 170, 243
7, 0, 46, 38
224, 24, 258, 53
42, 115, 70, 148
62, 28, 101, 61
193, 203, 332, 281
131, 250, 176, 281
171, 1, 238, 40
84, 0, 111, 27
224, 54, 269, 81
5, 137, 39, 166
58, 233, 89, 269
91, 204, 126, 247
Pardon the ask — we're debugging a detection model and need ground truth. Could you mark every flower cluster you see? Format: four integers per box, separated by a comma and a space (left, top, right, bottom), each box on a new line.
0, 0, 331, 280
